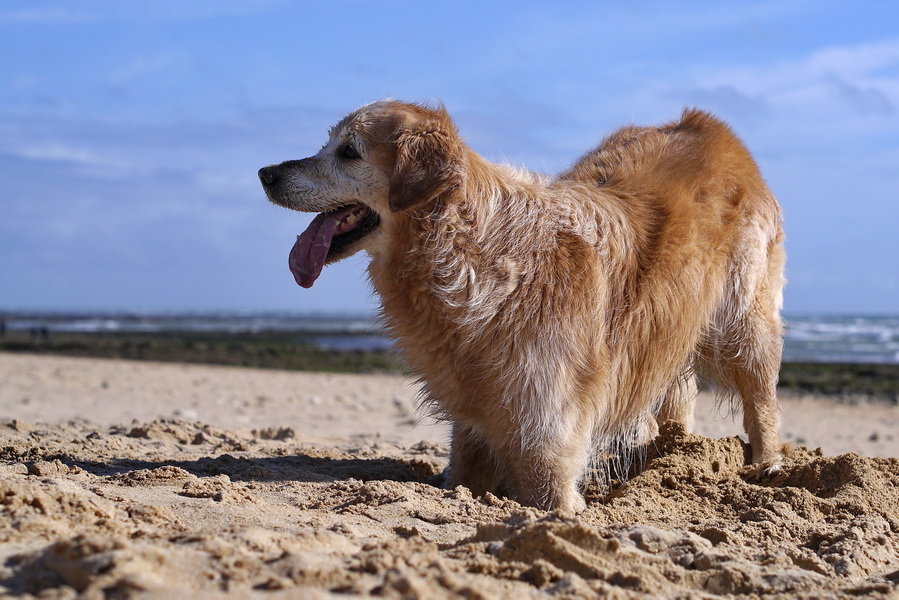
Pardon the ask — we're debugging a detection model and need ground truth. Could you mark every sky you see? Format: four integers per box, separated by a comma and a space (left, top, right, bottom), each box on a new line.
1, 0, 897, 316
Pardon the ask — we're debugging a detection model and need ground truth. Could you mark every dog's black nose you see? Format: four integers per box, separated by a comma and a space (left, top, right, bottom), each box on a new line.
258, 166, 279, 185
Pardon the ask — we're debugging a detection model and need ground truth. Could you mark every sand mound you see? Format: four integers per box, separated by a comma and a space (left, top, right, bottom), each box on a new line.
1, 418, 898, 599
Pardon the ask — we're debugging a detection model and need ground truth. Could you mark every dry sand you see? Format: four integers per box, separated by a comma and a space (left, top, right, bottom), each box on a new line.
1, 352, 898, 598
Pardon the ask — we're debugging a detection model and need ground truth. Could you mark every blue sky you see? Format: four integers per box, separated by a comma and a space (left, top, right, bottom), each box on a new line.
1, 0, 897, 315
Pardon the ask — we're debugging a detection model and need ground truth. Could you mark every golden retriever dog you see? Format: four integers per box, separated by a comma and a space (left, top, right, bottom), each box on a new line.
259, 100, 786, 513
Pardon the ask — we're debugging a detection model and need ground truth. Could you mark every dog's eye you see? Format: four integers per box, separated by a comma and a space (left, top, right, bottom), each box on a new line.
338, 144, 361, 160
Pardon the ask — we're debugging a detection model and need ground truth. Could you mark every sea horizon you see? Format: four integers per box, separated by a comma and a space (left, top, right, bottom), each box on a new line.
1, 309, 898, 365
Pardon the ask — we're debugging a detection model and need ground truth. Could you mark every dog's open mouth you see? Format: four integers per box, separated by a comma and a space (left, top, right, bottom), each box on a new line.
288, 204, 380, 288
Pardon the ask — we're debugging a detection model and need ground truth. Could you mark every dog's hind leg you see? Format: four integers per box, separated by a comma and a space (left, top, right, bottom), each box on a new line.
656, 366, 698, 432
638, 366, 698, 447
725, 332, 783, 473
702, 319, 783, 474
706, 242, 785, 473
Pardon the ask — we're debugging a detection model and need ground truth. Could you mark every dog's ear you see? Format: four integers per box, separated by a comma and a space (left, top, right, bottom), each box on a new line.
388, 112, 464, 213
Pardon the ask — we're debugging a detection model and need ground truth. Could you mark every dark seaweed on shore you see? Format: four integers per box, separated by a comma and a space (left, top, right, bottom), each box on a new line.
778, 362, 899, 403
1, 331, 897, 402
0, 331, 404, 375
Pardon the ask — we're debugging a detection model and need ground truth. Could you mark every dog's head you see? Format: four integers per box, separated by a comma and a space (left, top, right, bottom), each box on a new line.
259, 100, 465, 288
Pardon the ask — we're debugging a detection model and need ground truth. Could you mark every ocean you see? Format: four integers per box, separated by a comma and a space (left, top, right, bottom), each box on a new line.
2, 312, 898, 365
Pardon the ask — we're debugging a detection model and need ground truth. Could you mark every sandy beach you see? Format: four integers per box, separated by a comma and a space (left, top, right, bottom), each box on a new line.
2, 352, 898, 598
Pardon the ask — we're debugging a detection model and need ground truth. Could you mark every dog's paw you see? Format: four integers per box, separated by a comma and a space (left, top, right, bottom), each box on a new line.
761, 462, 781, 478
566, 494, 588, 515
750, 456, 783, 482
427, 468, 450, 489
551, 492, 588, 515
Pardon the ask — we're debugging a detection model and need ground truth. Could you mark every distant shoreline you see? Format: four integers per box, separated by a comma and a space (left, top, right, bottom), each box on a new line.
0, 329, 398, 376
2, 310, 898, 365
1, 329, 896, 404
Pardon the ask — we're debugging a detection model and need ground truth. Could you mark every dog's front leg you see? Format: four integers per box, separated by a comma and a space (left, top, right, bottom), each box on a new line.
478, 416, 592, 514
506, 441, 590, 514
445, 422, 503, 496
447, 419, 590, 513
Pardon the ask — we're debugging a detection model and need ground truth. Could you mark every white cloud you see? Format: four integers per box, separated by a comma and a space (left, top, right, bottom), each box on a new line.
0, 7, 99, 24
825, 73, 894, 116
808, 39, 899, 78
0, 0, 287, 24
14, 142, 103, 166
692, 38, 899, 117
105, 54, 191, 86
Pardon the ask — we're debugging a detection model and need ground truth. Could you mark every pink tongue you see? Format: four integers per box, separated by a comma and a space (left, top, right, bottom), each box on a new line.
289, 211, 343, 288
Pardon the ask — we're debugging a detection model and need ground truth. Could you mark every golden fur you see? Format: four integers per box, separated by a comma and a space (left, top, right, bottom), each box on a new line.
259, 100, 786, 512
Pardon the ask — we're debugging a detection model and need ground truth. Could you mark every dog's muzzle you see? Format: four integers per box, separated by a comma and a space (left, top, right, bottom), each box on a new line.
258, 165, 279, 186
